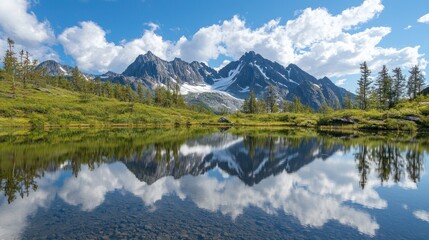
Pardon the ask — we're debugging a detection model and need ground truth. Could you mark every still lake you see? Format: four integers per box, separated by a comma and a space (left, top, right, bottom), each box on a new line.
0, 128, 428, 239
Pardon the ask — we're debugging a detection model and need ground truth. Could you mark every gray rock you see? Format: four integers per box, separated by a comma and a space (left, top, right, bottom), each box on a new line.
218, 117, 232, 123
330, 117, 359, 125
403, 115, 420, 122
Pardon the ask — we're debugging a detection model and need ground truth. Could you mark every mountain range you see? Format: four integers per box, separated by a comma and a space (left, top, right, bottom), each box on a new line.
122, 133, 344, 186
37, 51, 353, 112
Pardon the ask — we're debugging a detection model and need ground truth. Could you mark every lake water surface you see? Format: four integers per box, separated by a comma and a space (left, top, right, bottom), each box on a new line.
0, 128, 428, 239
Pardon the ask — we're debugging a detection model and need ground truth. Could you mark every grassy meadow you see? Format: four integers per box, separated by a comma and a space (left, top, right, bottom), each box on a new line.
1, 80, 429, 131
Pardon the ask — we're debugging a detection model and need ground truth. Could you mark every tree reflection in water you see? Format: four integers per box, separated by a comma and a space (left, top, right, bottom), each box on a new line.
0, 128, 427, 204
355, 142, 425, 189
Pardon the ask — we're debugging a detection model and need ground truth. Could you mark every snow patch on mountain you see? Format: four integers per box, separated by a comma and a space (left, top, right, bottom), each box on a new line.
253, 63, 268, 80
59, 66, 67, 74
180, 82, 242, 101
312, 83, 321, 89
180, 83, 213, 95
239, 86, 250, 93
212, 62, 243, 91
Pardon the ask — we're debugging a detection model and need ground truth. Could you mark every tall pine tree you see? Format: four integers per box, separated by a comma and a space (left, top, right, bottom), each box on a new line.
392, 67, 405, 106
356, 62, 372, 110
70, 66, 84, 92
3, 38, 17, 92
249, 90, 258, 113
375, 65, 392, 110
265, 84, 277, 113
407, 65, 425, 100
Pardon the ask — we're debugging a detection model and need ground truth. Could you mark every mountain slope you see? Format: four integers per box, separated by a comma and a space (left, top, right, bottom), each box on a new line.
36, 60, 95, 80
38, 51, 354, 111
213, 52, 352, 109
36, 60, 74, 77
122, 51, 220, 87
422, 86, 429, 95
123, 134, 343, 186
215, 52, 299, 98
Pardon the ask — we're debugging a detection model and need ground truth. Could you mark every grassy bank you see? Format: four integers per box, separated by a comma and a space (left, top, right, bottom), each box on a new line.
1, 81, 429, 131
0, 81, 214, 128
223, 100, 429, 131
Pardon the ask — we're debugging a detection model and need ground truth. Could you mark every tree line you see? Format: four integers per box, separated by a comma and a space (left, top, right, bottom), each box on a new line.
356, 62, 425, 110
241, 85, 313, 114
241, 62, 427, 115
1, 38, 186, 109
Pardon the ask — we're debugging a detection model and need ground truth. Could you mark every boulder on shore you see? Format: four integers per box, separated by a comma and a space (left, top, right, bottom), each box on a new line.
330, 117, 359, 125
402, 115, 420, 122
218, 117, 232, 124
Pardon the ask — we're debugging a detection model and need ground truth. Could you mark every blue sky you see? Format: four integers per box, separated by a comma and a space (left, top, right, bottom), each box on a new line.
0, 0, 428, 92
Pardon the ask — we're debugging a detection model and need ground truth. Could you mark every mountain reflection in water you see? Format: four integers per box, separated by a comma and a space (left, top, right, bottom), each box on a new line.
0, 128, 428, 239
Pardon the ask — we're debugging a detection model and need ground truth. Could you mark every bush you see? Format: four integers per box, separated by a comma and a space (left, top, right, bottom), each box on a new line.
420, 106, 429, 116
17, 104, 51, 114
79, 94, 91, 103
384, 119, 416, 131
29, 114, 45, 129
0, 108, 15, 118
58, 112, 85, 122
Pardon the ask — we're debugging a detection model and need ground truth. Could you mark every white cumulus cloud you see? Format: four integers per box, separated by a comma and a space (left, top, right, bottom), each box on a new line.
336, 79, 347, 86
414, 210, 429, 223
418, 13, 429, 24
59, 21, 180, 73
0, 0, 57, 61
57, 0, 426, 79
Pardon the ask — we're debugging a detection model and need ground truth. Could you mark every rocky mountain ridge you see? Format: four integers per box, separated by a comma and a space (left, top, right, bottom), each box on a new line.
37, 51, 354, 112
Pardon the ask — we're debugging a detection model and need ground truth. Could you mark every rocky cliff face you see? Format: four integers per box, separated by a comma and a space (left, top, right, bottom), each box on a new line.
122, 51, 219, 88
214, 52, 352, 110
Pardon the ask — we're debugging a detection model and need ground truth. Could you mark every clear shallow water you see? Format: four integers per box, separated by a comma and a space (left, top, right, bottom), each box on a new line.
0, 128, 428, 239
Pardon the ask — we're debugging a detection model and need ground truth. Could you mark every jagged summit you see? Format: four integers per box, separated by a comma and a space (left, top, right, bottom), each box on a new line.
36, 60, 74, 77
36, 60, 96, 80
240, 51, 260, 61
133, 51, 161, 64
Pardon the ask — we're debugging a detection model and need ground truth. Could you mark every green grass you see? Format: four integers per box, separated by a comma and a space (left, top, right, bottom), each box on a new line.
318, 100, 429, 131
0, 81, 213, 128
1, 80, 428, 131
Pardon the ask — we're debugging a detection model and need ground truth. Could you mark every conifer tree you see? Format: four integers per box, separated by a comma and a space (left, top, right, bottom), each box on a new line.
282, 101, 291, 112
71, 66, 84, 92
22, 51, 31, 88
125, 84, 134, 102
257, 99, 266, 113
242, 97, 250, 113
392, 67, 405, 106
144, 88, 152, 105
356, 62, 372, 110
104, 81, 114, 98
94, 80, 102, 96
154, 87, 162, 105
113, 83, 122, 100
342, 93, 354, 109
3, 38, 17, 92
407, 65, 425, 100
265, 84, 277, 113
137, 84, 144, 103
291, 97, 304, 113
375, 65, 392, 110
0, 66, 4, 80
249, 90, 258, 113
